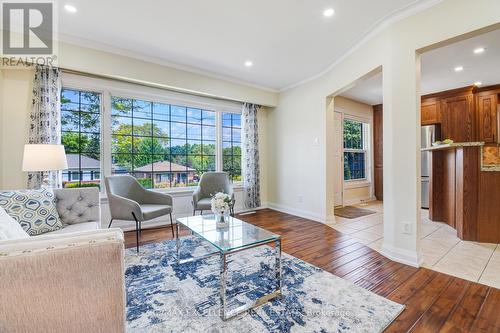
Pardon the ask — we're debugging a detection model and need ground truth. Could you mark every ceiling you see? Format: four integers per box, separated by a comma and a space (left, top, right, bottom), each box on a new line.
57, 0, 432, 91
341, 28, 500, 105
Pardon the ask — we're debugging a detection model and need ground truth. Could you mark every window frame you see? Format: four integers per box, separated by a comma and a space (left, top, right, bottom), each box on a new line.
342, 117, 369, 182
61, 74, 243, 192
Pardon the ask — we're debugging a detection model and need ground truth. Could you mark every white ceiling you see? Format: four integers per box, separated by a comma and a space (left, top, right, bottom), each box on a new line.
58, 0, 432, 91
341, 28, 500, 105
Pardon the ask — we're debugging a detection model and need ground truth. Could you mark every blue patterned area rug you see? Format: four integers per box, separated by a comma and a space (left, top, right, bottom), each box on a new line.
125, 237, 404, 333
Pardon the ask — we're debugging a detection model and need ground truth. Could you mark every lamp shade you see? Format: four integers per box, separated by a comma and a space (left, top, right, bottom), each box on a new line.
22, 144, 68, 172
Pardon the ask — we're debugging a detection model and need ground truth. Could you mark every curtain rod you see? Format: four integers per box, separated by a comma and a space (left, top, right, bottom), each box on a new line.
60, 68, 250, 106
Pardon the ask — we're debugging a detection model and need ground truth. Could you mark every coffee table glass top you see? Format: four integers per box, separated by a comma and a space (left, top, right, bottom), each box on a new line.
176, 215, 280, 252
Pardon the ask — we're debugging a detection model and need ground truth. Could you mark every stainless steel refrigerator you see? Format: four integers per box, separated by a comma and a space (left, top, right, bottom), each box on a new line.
421, 125, 440, 209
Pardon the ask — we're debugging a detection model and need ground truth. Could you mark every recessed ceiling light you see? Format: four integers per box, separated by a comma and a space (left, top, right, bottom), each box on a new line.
474, 81, 482, 86
474, 47, 485, 54
244, 61, 253, 67
323, 8, 335, 17
64, 4, 77, 13
454, 66, 464, 72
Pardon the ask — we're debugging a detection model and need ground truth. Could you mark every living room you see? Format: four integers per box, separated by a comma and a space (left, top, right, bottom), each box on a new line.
1, 1, 500, 332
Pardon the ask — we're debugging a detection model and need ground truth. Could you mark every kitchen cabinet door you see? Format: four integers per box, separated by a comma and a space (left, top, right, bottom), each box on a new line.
440, 94, 475, 142
477, 93, 498, 143
421, 100, 439, 125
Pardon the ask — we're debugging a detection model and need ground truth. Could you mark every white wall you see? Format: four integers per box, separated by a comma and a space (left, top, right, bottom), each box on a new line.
268, 0, 500, 267
0, 68, 33, 189
334, 96, 375, 206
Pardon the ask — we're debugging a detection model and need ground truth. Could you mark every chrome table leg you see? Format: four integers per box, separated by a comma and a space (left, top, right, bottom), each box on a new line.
220, 252, 228, 320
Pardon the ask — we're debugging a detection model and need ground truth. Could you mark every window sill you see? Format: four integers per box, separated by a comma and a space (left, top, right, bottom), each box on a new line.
344, 180, 371, 189
100, 183, 244, 203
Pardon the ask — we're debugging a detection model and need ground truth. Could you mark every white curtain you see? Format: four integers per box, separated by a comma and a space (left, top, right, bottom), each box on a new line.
241, 103, 261, 209
27, 65, 62, 189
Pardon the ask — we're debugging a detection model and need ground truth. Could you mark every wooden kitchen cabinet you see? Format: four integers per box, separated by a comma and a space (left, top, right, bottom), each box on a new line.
373, 104, 383, 200
440, 94, 475, 142
421, 99, 439, 125
477, 92, 498, 143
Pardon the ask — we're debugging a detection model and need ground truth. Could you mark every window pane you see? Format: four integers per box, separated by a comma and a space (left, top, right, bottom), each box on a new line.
153, 103, 170, 121
202, 141, 216, 155
111, 97, 132, 116
111, 115, 132, 134
153, 120, 170, 138
132, 118, 153, 137
202, 110, 216, 125
112, 135, 132, 154
187, 124, 201, 140
112, 154, 133, 175
61, 111, 79, 131
221, 113, 243, 182
171, 122, 187, 139
222, 113, 232, 127
133, 100, 152, 119
61, 88, 102, 189
344, 152, 366, 180
61, 89, 79, 104
231, 114, 241, 128
343, 119, 363, 149
80, 92, 100, 105
187, 108, 202, 124
80, 112, 100, 133
171, 105, 186, 123
202, 125, 216, 141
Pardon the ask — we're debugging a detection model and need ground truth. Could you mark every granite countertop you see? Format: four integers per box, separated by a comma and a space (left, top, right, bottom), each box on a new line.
421, 142, 485, 152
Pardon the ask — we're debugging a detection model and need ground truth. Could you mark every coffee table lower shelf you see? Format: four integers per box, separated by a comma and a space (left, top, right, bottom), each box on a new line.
175, 222, 282, 321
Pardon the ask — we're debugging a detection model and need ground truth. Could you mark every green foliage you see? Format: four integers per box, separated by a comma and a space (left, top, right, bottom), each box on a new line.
137, 178, 153, 189
343, 119, 363, 149
63, 182, 100, 189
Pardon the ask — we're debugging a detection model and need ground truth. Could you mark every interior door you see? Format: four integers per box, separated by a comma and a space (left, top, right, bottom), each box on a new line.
333, 111, 343, 206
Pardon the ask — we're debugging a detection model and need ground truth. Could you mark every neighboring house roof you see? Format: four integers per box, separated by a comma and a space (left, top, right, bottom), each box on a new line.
134, 161, 196, 173
66, 154, 100, 169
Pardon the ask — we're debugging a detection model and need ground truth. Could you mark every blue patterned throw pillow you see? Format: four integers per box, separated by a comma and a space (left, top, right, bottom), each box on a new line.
0, 188, 63, 236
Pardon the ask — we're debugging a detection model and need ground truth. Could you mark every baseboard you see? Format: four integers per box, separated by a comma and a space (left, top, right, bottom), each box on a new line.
380, 242, 423, 268
342, 195, 376, 206
267, 202, 326, 223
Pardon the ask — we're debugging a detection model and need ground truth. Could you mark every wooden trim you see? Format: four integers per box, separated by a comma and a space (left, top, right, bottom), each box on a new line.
422, 86, 475, 101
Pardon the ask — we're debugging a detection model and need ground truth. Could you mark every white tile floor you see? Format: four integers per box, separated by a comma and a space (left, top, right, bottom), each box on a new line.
328, 201, 500, 289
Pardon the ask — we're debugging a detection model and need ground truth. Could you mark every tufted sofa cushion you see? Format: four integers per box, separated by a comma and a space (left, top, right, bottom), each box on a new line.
53, 188, 100, 225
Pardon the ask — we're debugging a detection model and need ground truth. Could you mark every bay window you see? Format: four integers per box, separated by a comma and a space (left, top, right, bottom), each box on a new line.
60, 76, 243, 190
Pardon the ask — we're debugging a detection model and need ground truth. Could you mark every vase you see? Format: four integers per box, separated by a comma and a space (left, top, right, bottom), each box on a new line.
214, 211, 229, 227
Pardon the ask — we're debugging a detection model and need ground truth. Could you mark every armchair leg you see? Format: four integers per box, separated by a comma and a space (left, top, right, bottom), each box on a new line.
169, 213, 174, 238
131, 212, 140, 253
108, 218, 114, 228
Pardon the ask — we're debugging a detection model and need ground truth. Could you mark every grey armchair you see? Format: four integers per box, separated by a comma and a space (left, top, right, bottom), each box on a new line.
105, 175, 174, 252
192, 172, 235, 216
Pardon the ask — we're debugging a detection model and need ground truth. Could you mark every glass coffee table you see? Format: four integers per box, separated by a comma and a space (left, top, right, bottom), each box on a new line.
175, 214, 282, 320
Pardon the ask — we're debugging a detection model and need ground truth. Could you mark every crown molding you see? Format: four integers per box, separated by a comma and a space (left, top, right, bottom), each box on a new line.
279, 0, 443, 92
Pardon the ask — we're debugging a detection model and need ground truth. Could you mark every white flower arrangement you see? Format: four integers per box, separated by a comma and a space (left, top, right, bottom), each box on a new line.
211, 192, 232, 216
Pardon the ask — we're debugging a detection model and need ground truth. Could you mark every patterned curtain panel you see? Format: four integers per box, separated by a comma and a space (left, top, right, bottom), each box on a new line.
242, 103, 261, 209
27, 65, 62, 189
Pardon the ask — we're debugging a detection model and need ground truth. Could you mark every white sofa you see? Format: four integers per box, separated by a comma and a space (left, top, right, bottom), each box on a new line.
0, 188, 126, 333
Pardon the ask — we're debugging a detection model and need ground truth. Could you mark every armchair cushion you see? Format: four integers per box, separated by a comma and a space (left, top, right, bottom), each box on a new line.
195, 198, 212, 210
141, 204, 172, 221
0, 188, 63, 236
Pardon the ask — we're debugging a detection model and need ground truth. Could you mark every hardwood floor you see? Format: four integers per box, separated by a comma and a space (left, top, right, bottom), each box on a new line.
124, 209, 500, 332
